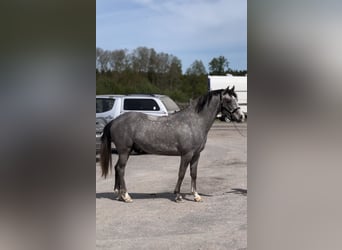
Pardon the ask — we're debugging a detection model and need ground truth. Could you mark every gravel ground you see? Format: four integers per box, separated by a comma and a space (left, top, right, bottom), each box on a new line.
96, 121, 247, 250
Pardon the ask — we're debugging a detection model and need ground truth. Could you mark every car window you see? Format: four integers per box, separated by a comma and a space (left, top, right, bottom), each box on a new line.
123, 98, 160, 111
96, 98, 115, 113
160, 96, 180, 112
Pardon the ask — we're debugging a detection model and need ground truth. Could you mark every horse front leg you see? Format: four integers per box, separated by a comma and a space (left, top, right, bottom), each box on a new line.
174, 154, 192, 202
190, 153, 202, 202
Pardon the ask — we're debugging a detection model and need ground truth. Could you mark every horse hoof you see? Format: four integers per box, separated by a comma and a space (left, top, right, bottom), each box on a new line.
124, 197, 133, 203
118, 192, 133, 203
175, 194, 184, 203
121, 193, 133, 203
118, 197, 133, 203
194, 196, 203, 202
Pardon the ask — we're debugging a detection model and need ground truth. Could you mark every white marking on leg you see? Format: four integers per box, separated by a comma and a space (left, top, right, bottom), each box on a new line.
118, 192, 133, 203
193, 192, 202, 202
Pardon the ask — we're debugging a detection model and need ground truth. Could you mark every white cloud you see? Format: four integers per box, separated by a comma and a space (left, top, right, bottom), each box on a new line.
96, 0, 247, 70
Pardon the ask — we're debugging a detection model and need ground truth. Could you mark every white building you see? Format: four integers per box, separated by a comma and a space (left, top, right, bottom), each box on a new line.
208, 74, 247, 114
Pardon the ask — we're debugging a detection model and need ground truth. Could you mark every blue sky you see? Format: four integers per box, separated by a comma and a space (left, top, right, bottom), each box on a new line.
96, 0, 247, 73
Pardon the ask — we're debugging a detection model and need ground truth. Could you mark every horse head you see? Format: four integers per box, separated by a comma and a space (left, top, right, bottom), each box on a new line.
221, 86, 244, 122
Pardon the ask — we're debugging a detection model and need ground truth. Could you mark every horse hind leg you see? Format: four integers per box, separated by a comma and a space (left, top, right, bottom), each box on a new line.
174, 154, 192, 202
190, 153, 202, 202
113, 162, 119, 194
114, 184, 132, 202
115, 151, 133, 203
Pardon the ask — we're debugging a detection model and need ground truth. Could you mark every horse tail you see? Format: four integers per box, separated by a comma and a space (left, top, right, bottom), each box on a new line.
100, 121, 113, 178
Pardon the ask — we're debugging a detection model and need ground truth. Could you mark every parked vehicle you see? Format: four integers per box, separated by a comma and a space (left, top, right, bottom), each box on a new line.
96, 94, 180, 153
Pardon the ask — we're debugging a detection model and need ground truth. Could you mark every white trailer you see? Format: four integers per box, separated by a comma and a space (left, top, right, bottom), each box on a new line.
208, 74, 247, 115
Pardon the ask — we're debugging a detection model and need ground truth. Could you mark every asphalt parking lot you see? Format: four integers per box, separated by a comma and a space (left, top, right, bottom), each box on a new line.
96, 121, 247, 250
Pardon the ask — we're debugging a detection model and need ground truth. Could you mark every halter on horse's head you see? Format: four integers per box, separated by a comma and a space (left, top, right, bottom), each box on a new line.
220, 86, 244, 122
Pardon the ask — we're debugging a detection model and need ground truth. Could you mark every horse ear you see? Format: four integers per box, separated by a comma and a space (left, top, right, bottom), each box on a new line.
224, 86, 230, 94
231, 85, 235, 92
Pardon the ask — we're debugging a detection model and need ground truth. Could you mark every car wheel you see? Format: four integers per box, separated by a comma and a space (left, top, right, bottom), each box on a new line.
96, 118, 107, 132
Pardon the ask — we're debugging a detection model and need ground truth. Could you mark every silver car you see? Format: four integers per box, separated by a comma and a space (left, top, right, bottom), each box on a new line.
96, 94, 180, 153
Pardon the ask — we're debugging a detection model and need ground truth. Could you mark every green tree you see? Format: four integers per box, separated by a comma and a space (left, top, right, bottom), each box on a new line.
131, 46, 151, 73
208, 56, 229, 75
168, 56, 182, 90
226, 69, 247, 76
185, 60, 208, 99
96, 47, 247, 103
186, 60, 207, 76
109, 49, 129, 72
147, 48, 158, 84
96, 47, 111, 72
96, 48, 111, 72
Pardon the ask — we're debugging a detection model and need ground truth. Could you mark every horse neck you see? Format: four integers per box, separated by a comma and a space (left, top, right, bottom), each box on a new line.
195, 95, 221, 132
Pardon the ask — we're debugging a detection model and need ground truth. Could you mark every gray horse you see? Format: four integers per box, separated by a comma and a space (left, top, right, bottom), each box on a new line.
100, 86, 244, 202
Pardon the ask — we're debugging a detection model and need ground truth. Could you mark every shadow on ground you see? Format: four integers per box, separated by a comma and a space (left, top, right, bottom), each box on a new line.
96, 192, 175, 201
226, 188, 247, 196
96, 192, 214, 202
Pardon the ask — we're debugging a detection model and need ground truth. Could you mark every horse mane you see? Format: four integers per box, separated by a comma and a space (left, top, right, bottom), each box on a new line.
195, 89, 223, 113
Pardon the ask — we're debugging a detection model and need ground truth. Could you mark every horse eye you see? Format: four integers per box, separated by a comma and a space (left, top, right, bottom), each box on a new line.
225, 97, 232, 102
